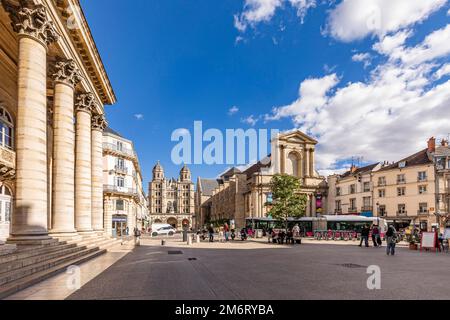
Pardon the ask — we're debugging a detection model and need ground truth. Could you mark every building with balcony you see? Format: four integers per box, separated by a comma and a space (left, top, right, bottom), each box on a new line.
103, 127, 148, 237
148, 162, 195, 230
327, 163, 381, 217
430, 138, 450, 229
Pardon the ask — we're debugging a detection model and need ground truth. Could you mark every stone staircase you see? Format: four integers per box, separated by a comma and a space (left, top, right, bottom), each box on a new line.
0, 234, 121, 299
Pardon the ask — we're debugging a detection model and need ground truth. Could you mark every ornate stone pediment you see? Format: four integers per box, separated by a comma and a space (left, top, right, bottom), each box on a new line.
2, 1, 59, 46
278, 130, 318, 145
53, 60, 83, 87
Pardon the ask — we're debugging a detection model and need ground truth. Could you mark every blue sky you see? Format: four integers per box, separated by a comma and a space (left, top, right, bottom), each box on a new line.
81, 0, 450, 186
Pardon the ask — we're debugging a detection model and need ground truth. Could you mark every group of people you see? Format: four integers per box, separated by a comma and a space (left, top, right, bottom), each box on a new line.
359, 224, 398, 256
268, 224, 302, 245
199, 223, 243, 243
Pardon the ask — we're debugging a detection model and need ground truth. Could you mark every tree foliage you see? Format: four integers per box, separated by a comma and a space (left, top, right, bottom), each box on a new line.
269, 174, 308, 224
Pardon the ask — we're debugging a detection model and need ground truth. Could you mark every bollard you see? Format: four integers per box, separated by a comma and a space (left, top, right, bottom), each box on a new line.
161, 239, 166, 246
187, 236, 192, 246
196, 235, 200, 243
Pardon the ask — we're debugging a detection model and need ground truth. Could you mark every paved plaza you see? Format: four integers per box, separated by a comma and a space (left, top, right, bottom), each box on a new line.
7, 236, 447, 300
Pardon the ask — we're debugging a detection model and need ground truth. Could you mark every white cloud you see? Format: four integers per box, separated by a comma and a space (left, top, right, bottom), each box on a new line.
234, 0, 316, 32
352, 52, 372, 68
134, 114, 144, 120
435, 63, 450, 79
326, 0, 447, 42
228, 106, 240, 115
448, 8, 450, 16
265, 24, 450, 173
241, 115, 260, 126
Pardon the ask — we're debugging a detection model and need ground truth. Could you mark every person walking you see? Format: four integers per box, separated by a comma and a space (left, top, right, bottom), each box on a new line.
359, 225, 370, 247
372, 225, 380, 248
386, 225, 398, 256
224, 223, 230, 242
208, 224, 215, 243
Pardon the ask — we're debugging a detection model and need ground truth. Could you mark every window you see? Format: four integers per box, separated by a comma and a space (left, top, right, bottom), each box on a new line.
378, 189, 386, 198
397, 204, 406, 215
349, 198, 357, 211
116, 158, 125, 169
116, 200, 125, 211
363, 182, 371, 192
363, 197, 372, 208
419, 203, 428, 214
378, 177, 386, 186
0, 107, 14, 149
397, 187, 406, 197
418, 171, 427, 182
336, 187, 341, 196
349, 184, 356, 194
436, 157, 445, 170
116, 141, 123, 152
378, 205, 386, 217
335, 200, 342, 212
116, 177, 125, 188
397, 174, 406, 184
418, 185, 427, 195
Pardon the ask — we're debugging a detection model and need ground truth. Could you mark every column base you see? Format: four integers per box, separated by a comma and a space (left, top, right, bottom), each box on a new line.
7, 235, 56, 246
49, 231, 80, 242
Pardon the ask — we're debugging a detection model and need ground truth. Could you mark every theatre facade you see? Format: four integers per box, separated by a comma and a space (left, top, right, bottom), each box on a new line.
0, 0, 116, 242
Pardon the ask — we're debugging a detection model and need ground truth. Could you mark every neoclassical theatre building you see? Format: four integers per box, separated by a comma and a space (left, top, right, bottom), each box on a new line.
0, 0, 116, 243
148, 163, 195, 229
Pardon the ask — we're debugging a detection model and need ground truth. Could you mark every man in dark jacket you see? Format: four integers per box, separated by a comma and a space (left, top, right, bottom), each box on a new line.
359, 225, 370, 248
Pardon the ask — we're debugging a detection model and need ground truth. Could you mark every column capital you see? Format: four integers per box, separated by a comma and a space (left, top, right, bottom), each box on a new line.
75, 93, 96, 114
2, 2, 59, 47
91, 114, 108, 131
53, 59, 83, 88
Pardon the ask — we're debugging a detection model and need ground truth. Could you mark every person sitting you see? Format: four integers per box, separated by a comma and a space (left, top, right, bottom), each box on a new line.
278, 231, 286, 244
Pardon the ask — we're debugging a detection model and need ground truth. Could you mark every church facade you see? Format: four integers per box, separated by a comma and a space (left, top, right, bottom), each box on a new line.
148, 163, 195, 229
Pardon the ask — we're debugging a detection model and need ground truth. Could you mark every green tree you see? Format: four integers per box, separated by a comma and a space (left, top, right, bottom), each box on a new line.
269, 174, 308, 231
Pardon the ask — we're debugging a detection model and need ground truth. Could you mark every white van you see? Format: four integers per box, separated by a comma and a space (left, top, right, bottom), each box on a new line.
151, 224, 177, 237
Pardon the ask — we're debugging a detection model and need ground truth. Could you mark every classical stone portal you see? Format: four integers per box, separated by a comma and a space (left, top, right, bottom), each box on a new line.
0, 1, 116, 243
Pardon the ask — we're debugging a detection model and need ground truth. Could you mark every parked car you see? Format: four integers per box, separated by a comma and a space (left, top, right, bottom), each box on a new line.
151, 224, 177, 237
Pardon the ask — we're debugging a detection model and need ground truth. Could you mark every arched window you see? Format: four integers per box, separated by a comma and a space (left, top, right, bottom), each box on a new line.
0, 107, 14, 149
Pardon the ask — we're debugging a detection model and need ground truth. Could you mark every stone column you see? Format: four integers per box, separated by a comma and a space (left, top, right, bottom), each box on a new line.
310, 149, 315, 177
104, 198, 113, 238
4, 4, 59, 242
75, 93, 95, 233
304, 148, 310, 177
91, 114, 107, 232
280, 145, 286, 174
51, 60, 82, 236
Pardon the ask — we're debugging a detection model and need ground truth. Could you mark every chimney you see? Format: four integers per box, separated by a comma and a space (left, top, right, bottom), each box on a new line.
441, 139, 449, 147
428, 137, 436, 153
350, 164, 357, 173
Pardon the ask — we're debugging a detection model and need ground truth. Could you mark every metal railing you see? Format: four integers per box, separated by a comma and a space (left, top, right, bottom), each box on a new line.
103, 143, 136, 158
103, 185, 138, 197
114, 165, 129, 175
361, 206, 373, 212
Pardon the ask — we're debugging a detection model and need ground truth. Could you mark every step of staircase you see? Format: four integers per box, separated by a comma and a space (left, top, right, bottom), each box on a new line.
0, 248, 106, 300
0, 242, 76, 265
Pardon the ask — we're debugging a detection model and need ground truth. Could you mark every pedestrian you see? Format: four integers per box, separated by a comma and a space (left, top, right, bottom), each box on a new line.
208, 224, 214, 243
224, 223, 230, 242
359, 225, 370, 248
372, 225, 380, 248
386, 225, 397, 256
219, 227, 224, 243
293, 224, 300, 238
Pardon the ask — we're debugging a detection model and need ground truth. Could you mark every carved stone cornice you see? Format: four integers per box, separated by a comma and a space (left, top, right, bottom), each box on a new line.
91, 114, 107, 132
75, 93, 96, 115
2, 1, 60, 47
53, 59, 83, 88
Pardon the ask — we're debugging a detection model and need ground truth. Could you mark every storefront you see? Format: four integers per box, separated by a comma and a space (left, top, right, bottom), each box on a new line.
112, 215, 128, 238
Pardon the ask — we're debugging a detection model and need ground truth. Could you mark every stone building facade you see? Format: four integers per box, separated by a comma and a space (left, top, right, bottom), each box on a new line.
0, 0, 116, 243
195, 130, 328, 229
103, 127, 148, 238
148, 163, 195, 229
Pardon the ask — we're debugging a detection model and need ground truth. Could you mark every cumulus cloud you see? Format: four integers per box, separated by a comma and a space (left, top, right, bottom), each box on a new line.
228, 106, 240, 115
352, 52, 372, 68
234, 0, 316, 32
326, 0, 447, 42
265, 24, 450, 173
134, 114, 144, 120
241, 115, 261, 126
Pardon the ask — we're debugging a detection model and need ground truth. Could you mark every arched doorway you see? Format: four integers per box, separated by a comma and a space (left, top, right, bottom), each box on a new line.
167, 217, 178, 229
0, 185, 13, 241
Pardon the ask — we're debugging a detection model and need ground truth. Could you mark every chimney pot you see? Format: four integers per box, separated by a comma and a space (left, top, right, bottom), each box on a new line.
428, 137, 436, 153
